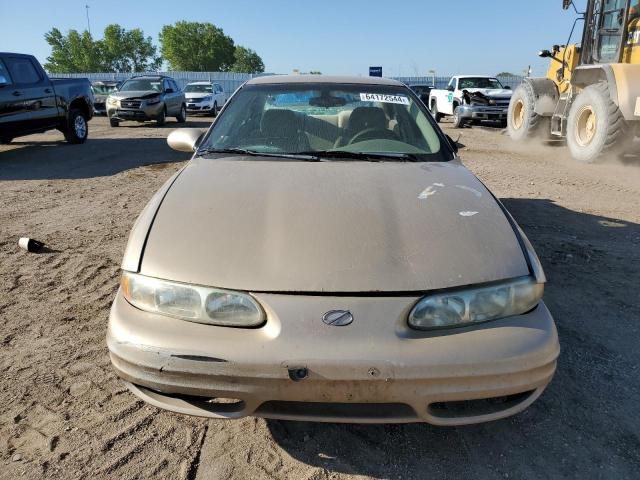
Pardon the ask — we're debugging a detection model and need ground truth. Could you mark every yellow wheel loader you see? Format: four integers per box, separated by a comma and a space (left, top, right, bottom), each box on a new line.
508, 0, 640, 162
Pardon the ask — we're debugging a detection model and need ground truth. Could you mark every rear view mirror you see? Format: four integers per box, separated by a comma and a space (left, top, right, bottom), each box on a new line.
167, 128, 205, 152
0, 74, 9, 87
309, 95, 347, 108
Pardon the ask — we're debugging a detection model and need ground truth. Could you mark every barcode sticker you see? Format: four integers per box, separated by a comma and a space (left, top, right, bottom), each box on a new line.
360, 93, 410, 105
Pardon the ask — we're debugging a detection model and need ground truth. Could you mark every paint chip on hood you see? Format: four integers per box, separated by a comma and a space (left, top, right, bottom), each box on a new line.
459, 211, 479, 217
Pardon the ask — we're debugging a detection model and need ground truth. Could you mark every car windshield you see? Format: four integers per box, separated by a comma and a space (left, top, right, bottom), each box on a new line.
200, 83, 449, 161
119, 79, 162, 92
92, 84, 117, 95
185, 84, 212, 93
458, 77, 503, 89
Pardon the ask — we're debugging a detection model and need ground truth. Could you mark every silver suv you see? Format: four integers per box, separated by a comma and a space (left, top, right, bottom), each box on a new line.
107, 75, 186, 127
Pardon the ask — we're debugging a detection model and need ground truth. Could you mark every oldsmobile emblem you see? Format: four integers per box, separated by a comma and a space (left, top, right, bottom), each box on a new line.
322, 310, 353, 326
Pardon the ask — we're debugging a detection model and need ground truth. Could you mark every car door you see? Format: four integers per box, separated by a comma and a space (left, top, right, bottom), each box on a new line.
5, 55, 58, 130
442, 78, 457, 115
0, 57, 27, 137
172, 80, 184, 112
215, 83, 225, 106
168, 79, 182, 115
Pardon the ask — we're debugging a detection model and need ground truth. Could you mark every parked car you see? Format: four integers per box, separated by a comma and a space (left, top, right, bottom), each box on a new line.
108, 75, 559, 425
0, 52, 93, 144
184, 81, 227, 115
91, 80, 119, 115
410, 84, 434, 105
106, 75, 186, 127
429, 75, 513, 128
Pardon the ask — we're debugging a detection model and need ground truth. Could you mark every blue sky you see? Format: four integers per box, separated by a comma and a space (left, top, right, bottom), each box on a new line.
0, 0, 585, 76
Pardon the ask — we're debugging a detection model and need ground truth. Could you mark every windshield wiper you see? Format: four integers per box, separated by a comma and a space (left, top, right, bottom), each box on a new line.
196, 147, 320, 161
296, 150, 423, 162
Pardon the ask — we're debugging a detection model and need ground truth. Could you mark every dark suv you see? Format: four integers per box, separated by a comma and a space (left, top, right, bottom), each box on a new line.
106, 75, 186, 127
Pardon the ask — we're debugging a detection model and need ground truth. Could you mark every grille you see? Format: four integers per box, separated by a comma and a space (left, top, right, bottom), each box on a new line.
120, 100, 142, 109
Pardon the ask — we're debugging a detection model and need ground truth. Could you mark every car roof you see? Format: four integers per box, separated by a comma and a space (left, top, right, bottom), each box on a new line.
187, 81, 212, 84
246, 74, 403, 86
128, 75, 167, 80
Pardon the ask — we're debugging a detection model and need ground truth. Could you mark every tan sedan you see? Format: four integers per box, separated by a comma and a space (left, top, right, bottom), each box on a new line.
107, 75, 559, 425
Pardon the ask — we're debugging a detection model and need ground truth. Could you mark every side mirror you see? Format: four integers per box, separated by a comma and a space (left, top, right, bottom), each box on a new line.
445, 134, 465, 154
538, 49, 552, 58
167, 128, 205, 152
165, 88, 174, 94
0, 74, 9, 87
504, 85, 511, 89
447, 85, 455, 92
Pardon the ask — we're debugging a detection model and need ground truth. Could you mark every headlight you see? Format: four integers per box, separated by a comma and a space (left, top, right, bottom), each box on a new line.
120, 272, 265, 327
106, 97, 118, 106
146, 96, 162, 105
408, 276, 543, 330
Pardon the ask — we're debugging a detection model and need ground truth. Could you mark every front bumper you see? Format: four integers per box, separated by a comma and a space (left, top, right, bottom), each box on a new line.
107, 290, 559, 425
186, 101, 213, 112
107, 102, 164, 121
458, 105, 508, 121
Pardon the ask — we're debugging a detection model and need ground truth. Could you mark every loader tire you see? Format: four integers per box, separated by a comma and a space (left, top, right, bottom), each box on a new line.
566, 82, 630, 163
507, 82, 547, 141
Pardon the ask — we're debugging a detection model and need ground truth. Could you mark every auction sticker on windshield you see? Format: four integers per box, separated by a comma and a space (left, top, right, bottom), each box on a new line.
360, 93, 410, 105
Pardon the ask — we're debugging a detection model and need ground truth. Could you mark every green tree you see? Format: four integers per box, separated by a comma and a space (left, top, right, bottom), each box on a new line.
44, 25, 160, 73
102, 25, 161, 72
230, 46, 265, 73
159, 22, 235, 71
496, 72, 517, 77
44, 28, 104, 73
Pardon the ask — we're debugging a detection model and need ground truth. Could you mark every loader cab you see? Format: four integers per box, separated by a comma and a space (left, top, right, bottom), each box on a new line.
579, 0, 640, 64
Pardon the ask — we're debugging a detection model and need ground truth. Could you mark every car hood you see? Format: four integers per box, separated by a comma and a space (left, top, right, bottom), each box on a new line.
110, 90, 160, 100
462, 88, 513, 98
139, 157, 529, 292
185, 92, 211, 99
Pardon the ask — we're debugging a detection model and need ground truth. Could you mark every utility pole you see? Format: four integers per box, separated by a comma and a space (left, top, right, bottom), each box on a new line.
85, 4, 91, 35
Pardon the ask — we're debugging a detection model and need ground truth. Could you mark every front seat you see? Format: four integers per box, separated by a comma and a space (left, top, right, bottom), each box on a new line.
336, 106, 388, 147
260, 109, 310, 152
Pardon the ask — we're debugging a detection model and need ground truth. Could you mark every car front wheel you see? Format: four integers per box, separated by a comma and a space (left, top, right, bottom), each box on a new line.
176, 104, 187, 123
157, 107, 167, 126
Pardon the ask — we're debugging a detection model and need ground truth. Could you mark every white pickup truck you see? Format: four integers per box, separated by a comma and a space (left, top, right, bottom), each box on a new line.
428, 75, 513, 128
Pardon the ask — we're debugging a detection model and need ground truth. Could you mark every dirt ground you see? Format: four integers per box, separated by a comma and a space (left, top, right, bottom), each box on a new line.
1, 115, 639, 480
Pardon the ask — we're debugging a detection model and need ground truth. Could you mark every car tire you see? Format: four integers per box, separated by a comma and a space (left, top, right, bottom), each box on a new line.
63, 109, 89, 144
507, 82, 548, 141
430, 101, 443, 123
157, 107, 166, 126
212, 101, 218, 116
566, 81, 630, 163
452, 106, 466, 128
109, 118, 120, 127
176, 104, 187, 123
